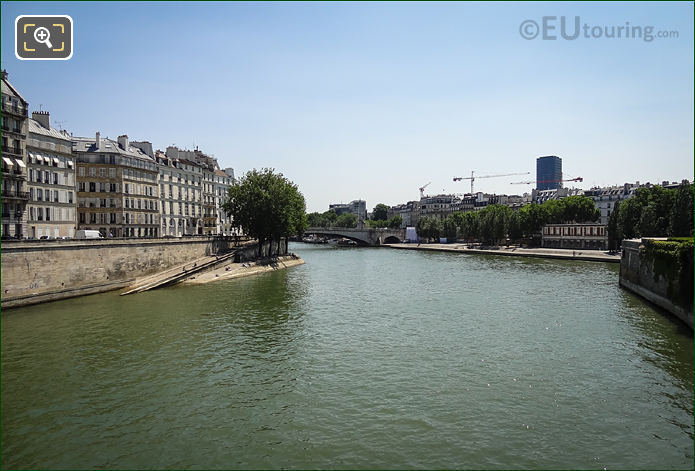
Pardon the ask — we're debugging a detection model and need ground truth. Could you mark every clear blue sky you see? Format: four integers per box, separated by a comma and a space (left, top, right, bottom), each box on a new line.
2, 1, 693, 212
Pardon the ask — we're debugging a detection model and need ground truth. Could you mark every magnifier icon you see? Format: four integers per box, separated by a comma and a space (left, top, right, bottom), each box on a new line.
33, 27, 53, 49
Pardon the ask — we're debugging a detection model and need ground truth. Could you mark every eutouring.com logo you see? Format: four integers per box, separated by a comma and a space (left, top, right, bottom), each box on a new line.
519, 16, 679, 42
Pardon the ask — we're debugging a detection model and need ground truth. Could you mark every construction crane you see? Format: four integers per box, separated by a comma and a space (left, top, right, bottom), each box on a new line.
510, 177, 583, 185
453, 171, 530, 194
419, 181, 431, 198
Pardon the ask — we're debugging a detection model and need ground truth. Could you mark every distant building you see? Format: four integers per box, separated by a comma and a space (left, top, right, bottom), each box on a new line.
532, 187, 584, 204
329, 200, 367, 223
387, 201, 418, 228
541, 223, 607, 250
26, 111, 76, 238
418, 194, 460, 220
536, 155, 562, 191
1, 70, 29, 238
73, 132, 160, 237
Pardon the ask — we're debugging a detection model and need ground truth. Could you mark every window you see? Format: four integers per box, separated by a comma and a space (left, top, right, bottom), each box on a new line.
45, 208, 51, 221
89, 182, 96, 192
54, 172, 59, 184
124, 183, 129, 194
100, 199, 107, 208
54, 191, 59, 202
90, 213, 97, 224
125, 199, 130, 209
89, 167, 96, 177
68, 191, 73, 204
37, 189, 43, 201
109, 168, 116, 178
78, 166, 85, 177
44, 172, 50, 183
37, 208, 43, 220
99, 182, 106, 192
99, 168, 106, 177
79, 212, 85, 223
110, 213, 116, 223
78, 182, 86, 192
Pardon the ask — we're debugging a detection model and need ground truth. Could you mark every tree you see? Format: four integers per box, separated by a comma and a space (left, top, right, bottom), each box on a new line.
460, 211, 480, 241
416, 216, 443, 242
558, 195, 600, 223
638, 202, 659, 237
223, 168, 307, 258
669, 181, 694, 236
372, 203, 390, 222
607, 200, 621, 251
443, 215, 458, 241
335, 213, 358, 228
478, 204, 511, 245
387, 215, 403, 229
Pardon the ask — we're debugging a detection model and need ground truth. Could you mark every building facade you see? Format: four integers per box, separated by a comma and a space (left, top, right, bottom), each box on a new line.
73, 133, 159, 237
1, 70, 29, 238
156, 151, 204, 236
26, 112, 76, 238
329, 200, 367, 223
541, 223, 607, 250
536, 155, 563, 191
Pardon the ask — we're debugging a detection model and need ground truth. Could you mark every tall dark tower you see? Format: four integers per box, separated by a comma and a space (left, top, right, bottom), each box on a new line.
536, 155, 562, 191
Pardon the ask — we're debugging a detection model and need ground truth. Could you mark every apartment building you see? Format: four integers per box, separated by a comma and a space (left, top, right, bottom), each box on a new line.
165, 145, 234, 236
26, 111, 76, 238
73, 133, 159, 237
213, 168, 236, 235
1, 70, 29, 238
156, 150, 204, 236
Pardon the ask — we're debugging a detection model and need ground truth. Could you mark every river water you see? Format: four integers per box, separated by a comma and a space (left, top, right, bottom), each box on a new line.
2, 243, 693, 469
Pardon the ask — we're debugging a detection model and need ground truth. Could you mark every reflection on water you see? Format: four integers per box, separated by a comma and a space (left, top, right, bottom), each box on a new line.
2, 243, 693, 469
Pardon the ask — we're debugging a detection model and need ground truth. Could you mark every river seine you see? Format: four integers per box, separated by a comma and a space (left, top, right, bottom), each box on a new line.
2, 243, 693, 469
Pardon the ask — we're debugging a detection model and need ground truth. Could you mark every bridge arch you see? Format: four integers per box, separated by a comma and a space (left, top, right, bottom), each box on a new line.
383, 235, 401, 244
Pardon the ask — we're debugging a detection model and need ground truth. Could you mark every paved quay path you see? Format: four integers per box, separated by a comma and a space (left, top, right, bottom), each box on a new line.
182, 255, 305, 285
384, 243, 620, 263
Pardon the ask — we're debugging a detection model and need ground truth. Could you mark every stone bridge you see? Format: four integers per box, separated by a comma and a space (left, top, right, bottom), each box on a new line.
304, 227, 405, 246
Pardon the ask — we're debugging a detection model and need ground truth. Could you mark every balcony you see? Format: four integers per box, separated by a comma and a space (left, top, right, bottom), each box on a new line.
1, 146, 23, 158
1, 189, 29, 199
1, 102, 28, 118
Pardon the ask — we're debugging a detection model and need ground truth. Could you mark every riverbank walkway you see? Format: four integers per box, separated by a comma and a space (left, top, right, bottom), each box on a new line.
384, 243, 620, 263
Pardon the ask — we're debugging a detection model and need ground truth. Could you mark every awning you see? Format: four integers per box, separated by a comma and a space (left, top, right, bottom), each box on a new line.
2, 157, 14, 166
53, 157, 60, 165
36, 155, 43, 164
67, 160, 74, 168
14, 159, 26, 168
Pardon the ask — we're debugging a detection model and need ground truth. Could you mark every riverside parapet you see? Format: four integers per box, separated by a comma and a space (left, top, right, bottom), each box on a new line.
384, 243, 620, 263
619, 238, 694, 329
1, 236, 244, 308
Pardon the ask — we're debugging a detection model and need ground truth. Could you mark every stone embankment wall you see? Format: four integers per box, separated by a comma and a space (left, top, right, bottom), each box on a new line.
620, 238, 694, 329
1, 237, 240, 308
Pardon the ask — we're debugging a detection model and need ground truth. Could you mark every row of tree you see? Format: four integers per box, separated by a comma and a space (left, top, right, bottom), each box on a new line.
608, 182, 694, 249
306, 210, 358, 228
416, 195, 601, 245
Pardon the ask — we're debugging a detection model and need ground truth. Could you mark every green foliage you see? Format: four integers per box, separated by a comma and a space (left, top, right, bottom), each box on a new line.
335, 213, 358, 228
387, 215, 403, 229
366, 215, 403, 229
223, 168, 307, 257
669, 181, 694, 237
416, 216, 443, 242
609, 183, 694, 244
443, 215, 458, 241
642, 238, 694, 310
307, 210, 338, 228
372, 203, 390, 222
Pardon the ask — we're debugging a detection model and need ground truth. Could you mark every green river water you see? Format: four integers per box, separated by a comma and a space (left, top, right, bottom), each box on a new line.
1, 243, 693, 469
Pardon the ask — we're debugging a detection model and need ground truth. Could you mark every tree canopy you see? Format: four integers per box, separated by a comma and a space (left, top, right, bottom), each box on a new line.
222, 168, 307, 256
609, 182, 693, 242
372, 203, 390, 222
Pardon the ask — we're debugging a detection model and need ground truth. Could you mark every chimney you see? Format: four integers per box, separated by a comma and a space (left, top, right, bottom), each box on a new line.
32, 111, 50, 129
117, 134, 129, 151
96, 131, 101, 148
